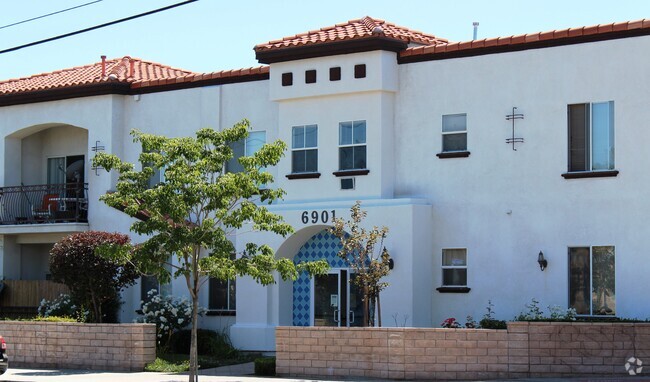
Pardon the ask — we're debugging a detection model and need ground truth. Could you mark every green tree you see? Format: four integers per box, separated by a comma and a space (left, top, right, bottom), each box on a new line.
49, 231, 138, 323
330, 201, 391, 327
93, 120, 328, 382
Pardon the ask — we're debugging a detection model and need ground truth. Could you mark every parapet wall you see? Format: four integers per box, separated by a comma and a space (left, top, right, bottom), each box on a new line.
276, 322, 650, 380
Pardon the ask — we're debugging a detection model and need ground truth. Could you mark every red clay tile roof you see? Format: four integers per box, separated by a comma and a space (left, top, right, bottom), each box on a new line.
130, 66, 269, 89
400, 19, 650, 60
0, 56, 198, 95
0, 56, 270, 96
255, 16, 448, 52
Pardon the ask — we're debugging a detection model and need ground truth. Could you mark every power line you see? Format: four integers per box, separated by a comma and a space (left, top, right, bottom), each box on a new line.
0, 0, 104, 30
0, 0, 199, 55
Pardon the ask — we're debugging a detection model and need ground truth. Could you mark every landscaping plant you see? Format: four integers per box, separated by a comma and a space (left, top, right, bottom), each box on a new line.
49, 231, 139, 323
138, 289, 202, 349
330, 201, 391, 327
93, 120, 328, 382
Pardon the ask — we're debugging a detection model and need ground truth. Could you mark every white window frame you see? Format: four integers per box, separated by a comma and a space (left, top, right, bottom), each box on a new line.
291, 125, 318, 173
338, 120, 367, 171
441, 113, 467, 153
441, 248, 468, 287
567, 101, 615, 172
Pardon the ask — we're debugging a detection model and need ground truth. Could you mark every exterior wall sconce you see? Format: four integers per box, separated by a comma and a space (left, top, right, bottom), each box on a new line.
538, 251, 548, 271
388, 258, 394, 270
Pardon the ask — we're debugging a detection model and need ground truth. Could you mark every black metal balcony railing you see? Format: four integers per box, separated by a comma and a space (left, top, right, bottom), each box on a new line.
0, 183, 88, 225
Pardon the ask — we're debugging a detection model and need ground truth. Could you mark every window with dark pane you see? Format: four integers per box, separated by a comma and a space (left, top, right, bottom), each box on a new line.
442, 249, 467, 286
442, 114, 467, 152
282, 72, 293, 86
291, 125, 318, 173
305, 70, 316, 84
329, 67, 341, 81
338, 120, 366, 171
354, 64, 366, 78
569, 246, 615, 316
568, 102, 614, 172
209, 278, 236, 311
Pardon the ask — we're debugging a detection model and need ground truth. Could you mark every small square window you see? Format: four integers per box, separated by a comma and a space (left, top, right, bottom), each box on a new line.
341, 178, 355, 190
329, 67, 341, 81
305, 70, 317, 84
282, 72, 293, 86
354, 64, 366, 79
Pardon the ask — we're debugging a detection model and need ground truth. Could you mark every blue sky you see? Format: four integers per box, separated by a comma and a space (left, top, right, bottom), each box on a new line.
1, 0, 648, 80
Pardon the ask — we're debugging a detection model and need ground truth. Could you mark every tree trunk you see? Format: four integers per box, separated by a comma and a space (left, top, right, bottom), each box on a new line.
363, 284, 369, 327
189, 292, 199, 382
188, 247, 200, 382
377, 292, 381, 327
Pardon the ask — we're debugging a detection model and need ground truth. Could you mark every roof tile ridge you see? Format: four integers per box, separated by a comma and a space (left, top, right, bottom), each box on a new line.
127, 56, 197, 74
360, 16, 379, 34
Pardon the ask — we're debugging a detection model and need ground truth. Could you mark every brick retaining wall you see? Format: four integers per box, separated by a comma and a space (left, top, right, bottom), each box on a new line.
276, 322, 650, 380
0, 322, 156, 371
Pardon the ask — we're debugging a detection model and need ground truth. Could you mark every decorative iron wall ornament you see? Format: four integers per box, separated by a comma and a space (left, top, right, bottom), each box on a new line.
505, 107, 524, 150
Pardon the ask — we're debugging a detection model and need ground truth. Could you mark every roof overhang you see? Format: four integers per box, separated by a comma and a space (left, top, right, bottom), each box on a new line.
255, 36, 408, 64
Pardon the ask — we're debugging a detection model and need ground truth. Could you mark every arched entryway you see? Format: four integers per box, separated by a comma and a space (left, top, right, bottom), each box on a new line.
291, 229, 363, 327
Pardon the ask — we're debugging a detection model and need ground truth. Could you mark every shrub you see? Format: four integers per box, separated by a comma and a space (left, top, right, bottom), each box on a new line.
169, 328, 237, 358
38, 294, 89, 322
441, 317, 461, 328
49, 231, 139, 323
515, 298, 545, 321
254, 357, 275, 376
137, 289, 201, 349
479, 299, 507, 329
465, 315, 478, 328
32, 316, 77, 322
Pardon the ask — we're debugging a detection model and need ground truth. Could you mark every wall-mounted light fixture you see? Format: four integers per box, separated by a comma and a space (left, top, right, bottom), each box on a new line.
537, 251, 548, 271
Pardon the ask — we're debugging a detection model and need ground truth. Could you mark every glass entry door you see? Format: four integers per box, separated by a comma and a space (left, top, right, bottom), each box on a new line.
313, 269, 364, 327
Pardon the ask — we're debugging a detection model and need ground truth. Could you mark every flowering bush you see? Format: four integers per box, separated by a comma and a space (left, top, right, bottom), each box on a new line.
137, 289, 206, 348
38, 293, 89, 322
441, 317, 461, 328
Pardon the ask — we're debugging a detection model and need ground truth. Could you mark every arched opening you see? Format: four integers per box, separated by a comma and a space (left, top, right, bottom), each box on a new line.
276, 226, 362, 327
2, 123, 89, 224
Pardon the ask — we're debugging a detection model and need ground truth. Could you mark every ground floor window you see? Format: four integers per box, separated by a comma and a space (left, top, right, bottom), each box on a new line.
209, 278, 236, 313
441, 248, 467, 286
569, 246, 615, 316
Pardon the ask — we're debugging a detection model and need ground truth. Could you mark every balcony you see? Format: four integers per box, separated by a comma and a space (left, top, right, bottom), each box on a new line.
0, 183, 88, 225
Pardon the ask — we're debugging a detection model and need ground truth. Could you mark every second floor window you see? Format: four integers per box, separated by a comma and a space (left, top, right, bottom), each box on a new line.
568, 102, 615, 172
226, 131, 266, 173
442, 114, 467, 152
339, 120, 366, 171
291, 125, 318, 173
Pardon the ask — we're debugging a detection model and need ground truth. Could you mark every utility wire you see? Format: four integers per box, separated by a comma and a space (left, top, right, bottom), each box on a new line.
0, 0, 104, 30
0, 0, 198, 55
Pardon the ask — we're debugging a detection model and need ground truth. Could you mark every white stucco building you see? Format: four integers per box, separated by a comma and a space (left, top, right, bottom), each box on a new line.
0, 17, 647, 350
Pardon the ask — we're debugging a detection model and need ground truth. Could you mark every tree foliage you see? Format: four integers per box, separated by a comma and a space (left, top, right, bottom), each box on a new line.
49, 231, 138, 323
330, 201, 391, 327
93, 119, 328, 382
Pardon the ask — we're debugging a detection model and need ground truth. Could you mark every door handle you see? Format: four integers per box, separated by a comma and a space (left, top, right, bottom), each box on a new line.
349, 310, 355, 324
333, 309, 339, 323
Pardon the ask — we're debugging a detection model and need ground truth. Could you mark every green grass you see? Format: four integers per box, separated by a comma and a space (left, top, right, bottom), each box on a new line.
145, 352, 261, 373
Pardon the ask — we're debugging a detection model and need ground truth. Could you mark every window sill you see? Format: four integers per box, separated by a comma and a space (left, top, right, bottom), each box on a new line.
436, 151, 471, 159
206, 310, 236, 316
561, 170, 619, 179
333, 169, 370, 177
436, 286, 471, 293
286, 172, 321, 180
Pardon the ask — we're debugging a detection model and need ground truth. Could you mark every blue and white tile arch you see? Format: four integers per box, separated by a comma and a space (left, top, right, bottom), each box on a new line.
292, 229, 346, 326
